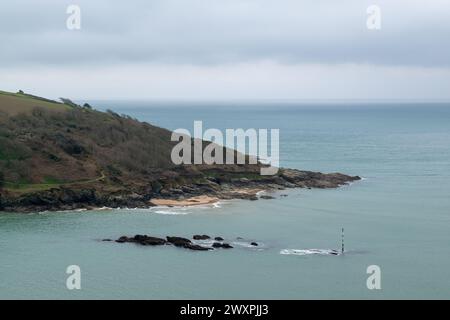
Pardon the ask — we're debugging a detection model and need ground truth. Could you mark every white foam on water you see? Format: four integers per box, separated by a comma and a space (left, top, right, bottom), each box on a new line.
153, 208, 191, 215
212, 202, 222, 208
96, 207, 113, 211
232, 241, 264, 249
192, 239, 216, 246
280, 249, 340, 256
150, 201, 224, 215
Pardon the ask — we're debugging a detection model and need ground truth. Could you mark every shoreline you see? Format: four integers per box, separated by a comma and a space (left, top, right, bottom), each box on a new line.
0, 169, 361, 213
150, 195, 220, 207
150, 188, 266, 207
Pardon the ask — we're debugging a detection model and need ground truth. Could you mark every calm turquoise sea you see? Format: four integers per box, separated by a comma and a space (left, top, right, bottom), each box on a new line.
1, 102, 449, 299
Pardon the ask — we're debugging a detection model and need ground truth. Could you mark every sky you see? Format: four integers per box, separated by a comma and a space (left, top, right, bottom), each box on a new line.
0, 0, 449, 101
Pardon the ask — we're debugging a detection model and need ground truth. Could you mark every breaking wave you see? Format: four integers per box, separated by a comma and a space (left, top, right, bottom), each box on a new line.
152, 201, 223, 215
280, 249, 340, 256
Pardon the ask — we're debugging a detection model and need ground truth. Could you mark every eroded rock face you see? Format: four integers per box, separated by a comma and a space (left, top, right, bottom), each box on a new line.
279, 169, 360, 188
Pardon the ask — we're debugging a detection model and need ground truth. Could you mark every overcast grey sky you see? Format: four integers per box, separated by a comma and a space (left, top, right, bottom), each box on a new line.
1, 0, 449, 101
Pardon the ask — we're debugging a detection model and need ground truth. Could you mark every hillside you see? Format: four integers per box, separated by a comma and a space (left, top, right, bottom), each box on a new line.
0, 90, 360, 212
0, 90, 178, 187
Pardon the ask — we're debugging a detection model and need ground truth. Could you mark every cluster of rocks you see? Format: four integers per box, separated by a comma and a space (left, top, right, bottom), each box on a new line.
108, 234, 260, 251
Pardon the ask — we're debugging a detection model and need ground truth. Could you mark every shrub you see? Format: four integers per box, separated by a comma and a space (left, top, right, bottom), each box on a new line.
0, 171, 4, 190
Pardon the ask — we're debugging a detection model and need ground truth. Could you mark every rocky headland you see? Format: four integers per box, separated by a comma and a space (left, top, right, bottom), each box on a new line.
0, 90, 360, 213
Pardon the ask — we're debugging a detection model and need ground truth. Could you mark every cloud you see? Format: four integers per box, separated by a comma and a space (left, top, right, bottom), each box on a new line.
1, 0, 449, 100
3, 62, 450, 101
0, 0, 449, 68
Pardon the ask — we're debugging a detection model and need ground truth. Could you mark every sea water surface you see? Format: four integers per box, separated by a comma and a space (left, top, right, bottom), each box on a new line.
1, 102, 450, 299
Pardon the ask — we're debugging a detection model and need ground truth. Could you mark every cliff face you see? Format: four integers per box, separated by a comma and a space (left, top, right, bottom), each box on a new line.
0, 90, 360, 213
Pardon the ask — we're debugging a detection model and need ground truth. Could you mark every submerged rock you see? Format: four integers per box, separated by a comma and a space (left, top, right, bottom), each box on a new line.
115, 236, 130, 243
193, 235, 211, 240
185, 244, 213, 251
167, 236, 212, 251
114, 234, 212, 250
115, 235, 166, 246
166, 236, 192, 247
134, 235, 167, 246
212, 242, 233, 249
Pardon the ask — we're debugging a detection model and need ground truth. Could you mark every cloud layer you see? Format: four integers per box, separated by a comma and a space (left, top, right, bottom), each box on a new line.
0, 0, 449, 100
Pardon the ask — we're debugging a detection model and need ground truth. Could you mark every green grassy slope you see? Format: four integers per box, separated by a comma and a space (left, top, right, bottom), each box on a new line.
0, 90, 69, 116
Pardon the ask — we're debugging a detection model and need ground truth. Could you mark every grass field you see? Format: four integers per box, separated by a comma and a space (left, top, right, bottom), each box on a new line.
3, 172, 106, 194
0, 90, 69, 116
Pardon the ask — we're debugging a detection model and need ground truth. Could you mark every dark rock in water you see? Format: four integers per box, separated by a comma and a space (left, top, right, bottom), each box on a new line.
185, 244, 212, 251
115, 235, 166, 246
115, 234, 211, 250
116, 236, 130, 243
260, 195, 275, 200
214, 237, 224, 241
167, 236, 211, 250
193, 235, 211, 240
102, 239, 113, 242
280, 194, 288, 197
250, 242, 259, 246
134, 235, 167, 246
167, 236, 192, 247
212, 242, 233, 249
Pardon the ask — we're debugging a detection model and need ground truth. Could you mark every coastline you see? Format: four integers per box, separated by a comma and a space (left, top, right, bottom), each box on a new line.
0, 168, 361, 213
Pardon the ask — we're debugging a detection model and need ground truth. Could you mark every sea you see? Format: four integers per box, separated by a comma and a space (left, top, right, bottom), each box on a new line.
1, 101, 449, 299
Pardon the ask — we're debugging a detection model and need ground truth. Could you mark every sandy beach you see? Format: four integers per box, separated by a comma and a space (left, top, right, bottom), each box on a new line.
149, 188, 265, 207
150, 195, 220, 207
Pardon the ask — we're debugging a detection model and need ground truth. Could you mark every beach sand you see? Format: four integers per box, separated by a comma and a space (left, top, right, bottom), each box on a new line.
149, 188, 265, 207
150, 195, 220, 207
